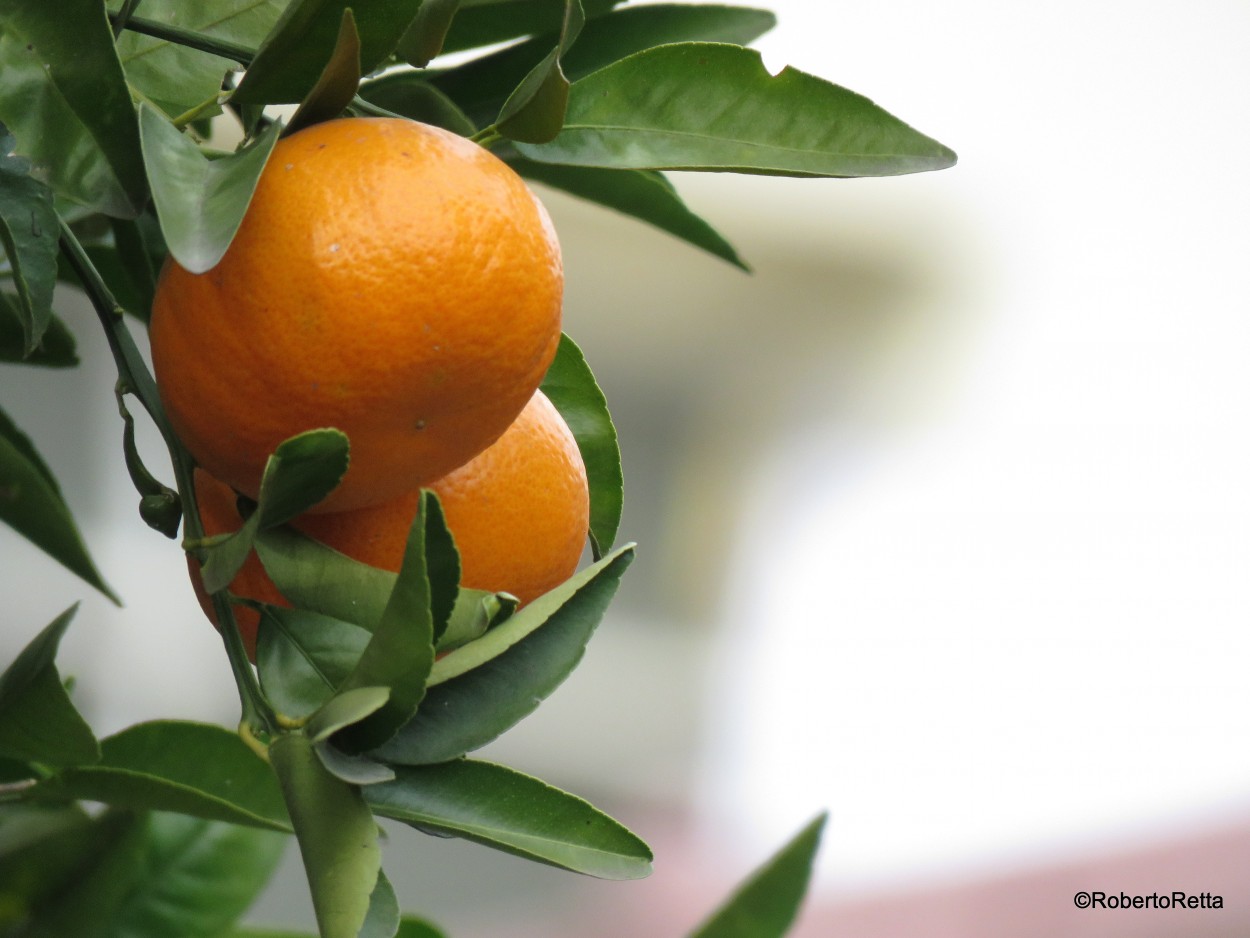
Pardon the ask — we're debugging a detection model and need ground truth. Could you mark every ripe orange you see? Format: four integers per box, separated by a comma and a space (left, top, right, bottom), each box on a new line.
192, 390, 589, 657
150, 117, 563, 513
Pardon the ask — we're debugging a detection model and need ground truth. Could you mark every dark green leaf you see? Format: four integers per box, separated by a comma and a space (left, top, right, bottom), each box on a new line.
0, 803, 100, 926
355, 77, 477, 135
14, 809, 146, 938
256, 527, 394, 629
314, 739, 396, 786
0, 294, 77, 365
517, 42, 958, 177
517, 160, 746, 269
438, 589, 515, 651
0, 606, 99, 768
140, 104, 282, 274
269, 732, 382, 938
688, 813, 828, 938
233, 0, 423, 106
258, 605, 373, 720
255, 594, 507, 721
0, 409, 119, 601
55, 216, 165, 325
21, 811, 287, 938
495, 0, 584, 144
33, 720, 292, 832
420, 492, 460, 645
427, 3, 776, 129
0, 0, 146, 217
372, 545, 634, 765
110, 0, 285, 116
332, 491, 443, 751
439, 0, 621, 55
256, 428, 352, 528
306, 686, 391, 742
288, 9, 363, 135
396, 919, 448, 938
0, 129, 59, 354
107, 214, 162, 322
118, 814, 287, 938
255, 523, 499, 646
397, 0, 462, 67
366, 760, 652, 879
540, 332, 623, 556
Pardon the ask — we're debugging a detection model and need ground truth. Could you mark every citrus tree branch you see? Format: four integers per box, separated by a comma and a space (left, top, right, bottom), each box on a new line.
58, 218, 277, 737
108, 13, 256, 65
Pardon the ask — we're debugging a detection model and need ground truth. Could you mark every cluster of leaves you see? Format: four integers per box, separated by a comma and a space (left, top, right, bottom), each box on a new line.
0, 0, 953, 936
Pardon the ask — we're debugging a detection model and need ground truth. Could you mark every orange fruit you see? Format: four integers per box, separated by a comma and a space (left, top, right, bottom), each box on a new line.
150, 117, 563, 513
431, 388, 590, 606
192, 390, 589, 657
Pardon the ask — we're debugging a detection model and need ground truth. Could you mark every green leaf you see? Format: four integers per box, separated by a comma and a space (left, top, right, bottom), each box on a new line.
198, 511, 261, 595
517, 42, 958, 177
116, 814, 288, 938
359, 868, 401, 938
688, 813, 828, 938
110, 0, 285, 117
255, 524, 502, 645
396, 919, 448, 938
332, 491, 443, 752
140, 104, 282, 274
0, 803, 100, 927
540, 332, 623, 556
33, 720, 292, 832
233, 0, 423, 106
314, 739, 396, 786
0, 408, 119, 601
256, 597, 506, 722
20, 811, 288, 938
495, 0, 584, 144
517, 160, 746, 269
0, 129, 59, 355
306, 686, 391, 743
13, 809, 144, 938
269, 732, 382, 938
397, 0, 462, 68
288, 9, 363, 135
372, 545, 633, 765
439, 0, 621, 55
0, 294, 77, 365
0, 0, 146, 217
55, 214, 165, 324
250, 428, 353, 531
438, 589, 515, 651
256, 527, 394, 629
0, 606, 99, 768
428, 3, 776, 129
258, 606, 374, 720
355, 76, 477, 135
366, 760, 652, 879
0, 605, 98, 765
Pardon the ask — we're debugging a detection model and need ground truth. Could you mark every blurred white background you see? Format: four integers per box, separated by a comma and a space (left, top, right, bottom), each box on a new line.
3, 0, 1250, 935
